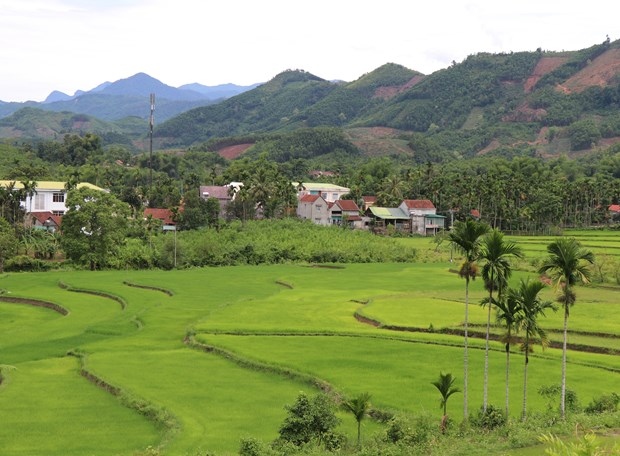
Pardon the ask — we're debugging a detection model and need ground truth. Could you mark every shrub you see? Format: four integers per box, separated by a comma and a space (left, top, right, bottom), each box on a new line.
539, 384, 580, 413
4, 255, 53, 272
585, 393, 619, 414
470, 404, 506, 430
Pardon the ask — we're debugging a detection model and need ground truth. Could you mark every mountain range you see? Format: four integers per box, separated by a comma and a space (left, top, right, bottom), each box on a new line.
0, 72, 260, 122
1, 38, 619, 161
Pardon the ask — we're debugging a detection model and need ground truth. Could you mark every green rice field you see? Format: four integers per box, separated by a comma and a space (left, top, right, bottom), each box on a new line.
0, 229, 619, 454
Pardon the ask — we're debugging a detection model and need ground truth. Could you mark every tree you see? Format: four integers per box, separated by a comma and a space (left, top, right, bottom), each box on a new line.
538, 238, 594, 418
431, 372, 460, 432
60, 187, 131, 270
278, 392, 339, 448
495, 293, 521, 417
0, 217, 17, 272
507, 279, 555, 420
479, 229, 523, 412
448, 219, 490, 418
343, 392, 371, 447
20, 180, 37, 215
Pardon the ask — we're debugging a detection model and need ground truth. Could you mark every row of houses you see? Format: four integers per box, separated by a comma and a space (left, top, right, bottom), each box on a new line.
0, 180, 446, 236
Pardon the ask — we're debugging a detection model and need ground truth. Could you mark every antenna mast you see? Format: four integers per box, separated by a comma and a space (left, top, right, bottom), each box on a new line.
149, 93, 155, 191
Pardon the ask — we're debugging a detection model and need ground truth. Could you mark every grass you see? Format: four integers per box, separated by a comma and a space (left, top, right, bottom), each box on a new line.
0, 235, 618, 455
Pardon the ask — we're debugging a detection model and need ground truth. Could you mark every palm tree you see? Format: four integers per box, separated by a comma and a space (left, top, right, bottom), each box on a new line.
495, 292, 522, 417
343, 392, 371, 447
431, 372, 460, 432
508, 279, 555, 421
538, 238, 594, 419
448, 219, 490, 418
479, 229, 523, 412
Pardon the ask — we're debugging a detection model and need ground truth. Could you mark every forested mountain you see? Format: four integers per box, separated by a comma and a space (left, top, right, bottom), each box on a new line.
0, 73, 257, 124
156, 39, 620, 160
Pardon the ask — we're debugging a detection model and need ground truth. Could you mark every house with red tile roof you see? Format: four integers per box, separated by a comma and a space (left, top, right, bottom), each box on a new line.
398, 199, 445, 235
28, 211, 62, 232
296, 194, 330, 225
329, 200, 364, 228
144, 208, 177, 231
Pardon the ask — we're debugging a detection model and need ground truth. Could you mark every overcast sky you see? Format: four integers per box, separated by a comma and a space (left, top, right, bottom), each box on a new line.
1, 0, 617, 102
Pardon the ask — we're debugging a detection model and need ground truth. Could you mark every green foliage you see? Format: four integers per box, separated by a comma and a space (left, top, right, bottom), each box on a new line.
539, 384, 580, 413
568, 119, 602, 151
277, 392, 339, 447
4, 254, 54, 272
0, 217, 17, 272
151, 219, 416, 269
470, 404, 507, 430
584, 393, 619, 414
60, 187, 131, 270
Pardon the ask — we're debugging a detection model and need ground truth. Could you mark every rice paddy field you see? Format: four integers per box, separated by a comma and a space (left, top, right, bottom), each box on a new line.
0, 229, 618, 455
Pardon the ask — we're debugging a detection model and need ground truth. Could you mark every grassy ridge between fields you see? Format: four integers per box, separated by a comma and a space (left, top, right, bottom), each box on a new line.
0, 247, 618, 454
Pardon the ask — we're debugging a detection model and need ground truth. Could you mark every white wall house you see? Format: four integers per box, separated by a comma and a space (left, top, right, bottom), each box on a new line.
0, 181, 108, 216
296, 183, 350, 203
297, 194, 330, 225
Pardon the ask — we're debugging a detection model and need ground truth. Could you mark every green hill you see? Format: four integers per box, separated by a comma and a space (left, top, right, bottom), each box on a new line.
156, 39, 620, 159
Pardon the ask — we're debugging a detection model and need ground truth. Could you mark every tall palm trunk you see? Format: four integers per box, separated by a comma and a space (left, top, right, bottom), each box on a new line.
505, 333, 511, 417
522, 337, 529, 421
561, 305, 569, 419
464, 277, 470, 419
483, 276, 494, 412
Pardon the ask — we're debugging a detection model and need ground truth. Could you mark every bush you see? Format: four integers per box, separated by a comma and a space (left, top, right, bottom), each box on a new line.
4, 255, 54, 272
539, 384, 580, 413
470, 404, 506, 430
585, 393, 619, 414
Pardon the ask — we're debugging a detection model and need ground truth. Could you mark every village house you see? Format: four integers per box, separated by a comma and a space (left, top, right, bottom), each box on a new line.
329, 200, 364, 228
296, 183, 350, 203
399, 199, 446, 235
297, 194, 330, 225
366, 199, 445, 236
143, 207, 177, 232
27, 211, 62, 232
0, 180, 108, 216
199, 185, 234, 211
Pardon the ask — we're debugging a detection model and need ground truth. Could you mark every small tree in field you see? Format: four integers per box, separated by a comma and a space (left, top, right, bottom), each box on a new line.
343, 392, 371, 447
431, 372, 460, 432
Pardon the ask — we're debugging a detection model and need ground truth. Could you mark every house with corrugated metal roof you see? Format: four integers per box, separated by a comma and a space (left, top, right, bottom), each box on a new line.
367, 199, 445, 236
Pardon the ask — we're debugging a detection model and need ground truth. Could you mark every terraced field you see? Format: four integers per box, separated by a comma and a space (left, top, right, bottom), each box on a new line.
0, 252, 618, 454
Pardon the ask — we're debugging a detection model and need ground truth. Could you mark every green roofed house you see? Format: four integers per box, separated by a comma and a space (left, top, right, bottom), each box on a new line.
367, 199, 445, 236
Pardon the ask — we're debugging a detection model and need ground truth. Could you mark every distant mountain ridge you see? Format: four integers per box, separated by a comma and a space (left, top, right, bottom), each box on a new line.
0, 72, 260, 122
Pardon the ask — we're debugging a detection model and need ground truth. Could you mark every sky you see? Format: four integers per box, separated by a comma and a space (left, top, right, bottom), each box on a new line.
1, 0, 617, 102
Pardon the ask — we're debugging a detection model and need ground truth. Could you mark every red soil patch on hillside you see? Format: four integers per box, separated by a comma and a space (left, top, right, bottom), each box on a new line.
559, 48, 620, 93
524, 56, 569, 93
373, 75, 425, 100
217, 143, 253, 159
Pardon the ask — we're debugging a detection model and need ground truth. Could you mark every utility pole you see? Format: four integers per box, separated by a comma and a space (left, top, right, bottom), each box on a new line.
149, 93, 155, 192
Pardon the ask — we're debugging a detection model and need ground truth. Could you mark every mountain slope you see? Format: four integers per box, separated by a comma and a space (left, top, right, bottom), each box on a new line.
155, 39, 620, 159
155, 70, 338, 145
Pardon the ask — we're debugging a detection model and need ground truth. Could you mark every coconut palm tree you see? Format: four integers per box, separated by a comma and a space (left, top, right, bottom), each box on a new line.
508, 279, 555, 421
479, 229, 523, 412
448, 219, 490, 418
431, 372, 460, 432
495, 292, 522, 417
538, 238, 594, 419
343, 392, 371, 447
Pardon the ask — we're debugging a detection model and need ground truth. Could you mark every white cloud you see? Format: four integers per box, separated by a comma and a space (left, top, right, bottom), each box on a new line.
0, 0, 617, 102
